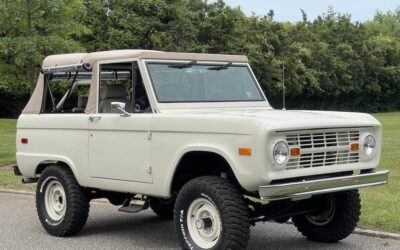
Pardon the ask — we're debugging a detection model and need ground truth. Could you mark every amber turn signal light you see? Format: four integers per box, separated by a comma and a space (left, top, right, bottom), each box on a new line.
350, 143, 359, 152
238, 148, 252, 156
290, 147, 300, 157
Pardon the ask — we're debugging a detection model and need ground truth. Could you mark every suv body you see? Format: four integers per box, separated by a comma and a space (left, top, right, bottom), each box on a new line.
15, 50, 389, 249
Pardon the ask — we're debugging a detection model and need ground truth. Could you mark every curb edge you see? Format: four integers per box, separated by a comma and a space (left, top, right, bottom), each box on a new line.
353, 228, 400, 240
0, 188, 34, 196
0, 188, 109, 203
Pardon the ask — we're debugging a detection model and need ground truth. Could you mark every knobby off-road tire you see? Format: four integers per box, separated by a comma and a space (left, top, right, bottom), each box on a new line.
150, 197, 175, 220
36, 165, 90, 236
174, 176, 250, 250
292, 190, 361, 243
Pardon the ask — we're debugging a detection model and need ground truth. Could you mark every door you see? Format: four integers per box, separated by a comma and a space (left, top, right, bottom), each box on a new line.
88, 114, 152, 183
88, 60, 153, 183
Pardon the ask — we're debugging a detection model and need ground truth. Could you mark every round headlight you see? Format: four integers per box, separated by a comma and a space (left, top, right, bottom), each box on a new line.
363, 135, 376, 156
273, 141, 289, 166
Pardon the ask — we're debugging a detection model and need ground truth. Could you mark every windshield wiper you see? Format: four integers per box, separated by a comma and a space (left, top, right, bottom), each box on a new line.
207, 62, 233, 71
168, 60, 197, 69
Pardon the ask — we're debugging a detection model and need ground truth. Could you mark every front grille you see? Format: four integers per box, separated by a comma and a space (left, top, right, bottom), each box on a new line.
284, 130, 360, 170
286, 131, 360, 149
286, 150, 359, 169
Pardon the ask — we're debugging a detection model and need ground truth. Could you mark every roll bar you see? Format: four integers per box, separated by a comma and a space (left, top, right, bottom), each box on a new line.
49, 71, 131, 81
41, 62, 131, 81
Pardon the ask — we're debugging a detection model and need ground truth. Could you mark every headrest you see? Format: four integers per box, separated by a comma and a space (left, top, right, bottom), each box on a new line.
77, 96, 88, 108
100, 84, 126, 100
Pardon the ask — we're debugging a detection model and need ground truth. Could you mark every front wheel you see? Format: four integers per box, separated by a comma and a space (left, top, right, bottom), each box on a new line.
36, 165, 90, 236
174, 176, 250, 250
292, 190, 361, 243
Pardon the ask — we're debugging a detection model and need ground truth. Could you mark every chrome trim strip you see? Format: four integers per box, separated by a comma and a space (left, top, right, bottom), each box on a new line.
259, 170, 389, 201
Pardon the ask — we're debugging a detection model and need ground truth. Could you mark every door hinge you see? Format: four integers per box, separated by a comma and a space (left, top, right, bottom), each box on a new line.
147, 165, 152, 174
147, 131, 152, 140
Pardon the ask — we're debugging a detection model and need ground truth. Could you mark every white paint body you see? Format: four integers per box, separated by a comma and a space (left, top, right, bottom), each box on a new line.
16, 58, 382, 198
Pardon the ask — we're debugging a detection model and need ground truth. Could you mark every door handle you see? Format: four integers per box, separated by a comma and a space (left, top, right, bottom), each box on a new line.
89, 115, 101, 122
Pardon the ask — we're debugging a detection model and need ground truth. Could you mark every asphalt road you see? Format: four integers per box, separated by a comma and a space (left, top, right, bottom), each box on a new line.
0, 192, 399, 250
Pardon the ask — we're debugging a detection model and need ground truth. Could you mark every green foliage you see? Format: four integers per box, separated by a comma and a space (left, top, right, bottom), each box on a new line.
0, 0, 85, 94
1, 0, 400, 114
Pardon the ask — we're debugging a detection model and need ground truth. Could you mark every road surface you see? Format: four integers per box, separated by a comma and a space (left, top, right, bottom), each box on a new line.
0, 192, 398, 249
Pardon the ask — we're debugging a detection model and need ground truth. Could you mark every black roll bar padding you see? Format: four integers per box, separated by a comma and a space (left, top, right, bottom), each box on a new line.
53, 71, 79, 111
57, 71, 79, 111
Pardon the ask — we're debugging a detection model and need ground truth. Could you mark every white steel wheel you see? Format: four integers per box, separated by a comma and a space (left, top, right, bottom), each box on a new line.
37, 166, 90, 236
44, 180, 67, 221
174, 176, 250, 250
187, 198, 221, 249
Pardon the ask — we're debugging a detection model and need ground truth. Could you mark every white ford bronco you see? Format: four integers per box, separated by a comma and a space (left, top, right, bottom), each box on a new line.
15, 50, 389, 249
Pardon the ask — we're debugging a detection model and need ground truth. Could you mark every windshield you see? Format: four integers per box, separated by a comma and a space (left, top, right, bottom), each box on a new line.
146, 62, 265, 103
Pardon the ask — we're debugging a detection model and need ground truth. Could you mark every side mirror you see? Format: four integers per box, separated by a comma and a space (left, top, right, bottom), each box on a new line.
111, 102, 130, 117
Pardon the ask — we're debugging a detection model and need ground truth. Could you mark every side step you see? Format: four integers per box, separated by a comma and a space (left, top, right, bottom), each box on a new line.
118, 196, 149, 213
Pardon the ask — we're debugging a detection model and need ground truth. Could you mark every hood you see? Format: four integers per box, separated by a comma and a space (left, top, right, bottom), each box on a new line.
211, 109, 380, 130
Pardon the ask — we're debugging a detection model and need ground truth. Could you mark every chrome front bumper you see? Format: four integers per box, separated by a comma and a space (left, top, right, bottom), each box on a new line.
259, 170, 389, 201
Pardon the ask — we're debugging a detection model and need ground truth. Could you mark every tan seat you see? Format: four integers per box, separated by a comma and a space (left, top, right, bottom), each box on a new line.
99, 84, 132, 113
72, 96, 88, 113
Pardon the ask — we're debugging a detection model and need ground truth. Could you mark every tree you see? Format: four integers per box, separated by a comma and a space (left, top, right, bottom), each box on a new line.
0, 0, 86, 93
1, 0, 400, 117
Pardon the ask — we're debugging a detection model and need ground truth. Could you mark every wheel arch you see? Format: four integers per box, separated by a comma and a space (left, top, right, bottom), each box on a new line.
31, 156, 80, 184
166, 146, 243, 196
35, 160, 74, 175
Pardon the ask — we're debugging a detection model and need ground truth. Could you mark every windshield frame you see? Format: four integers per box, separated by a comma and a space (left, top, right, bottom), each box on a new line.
145, 60, 267, 104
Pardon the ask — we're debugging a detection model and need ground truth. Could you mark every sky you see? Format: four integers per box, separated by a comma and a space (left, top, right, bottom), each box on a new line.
211, 0, 400, 22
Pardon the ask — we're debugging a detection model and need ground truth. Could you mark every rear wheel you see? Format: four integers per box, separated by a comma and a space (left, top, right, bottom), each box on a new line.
174, 176, 250, 250
292, 190, 361, 243
36, 165, 90, 236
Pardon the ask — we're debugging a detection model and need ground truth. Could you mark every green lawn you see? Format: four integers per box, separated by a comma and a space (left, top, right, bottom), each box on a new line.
0, 167, 35, 191
0, 119, 16, 166
0, 114, 399, 232
0, 119, 33, 190
359, 112, 400, 232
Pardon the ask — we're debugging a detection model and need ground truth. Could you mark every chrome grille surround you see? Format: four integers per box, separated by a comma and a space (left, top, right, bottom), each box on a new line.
285, 130, 360, 170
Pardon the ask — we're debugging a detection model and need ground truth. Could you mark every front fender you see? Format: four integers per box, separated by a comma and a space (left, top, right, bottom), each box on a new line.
164, 144, 256, 196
